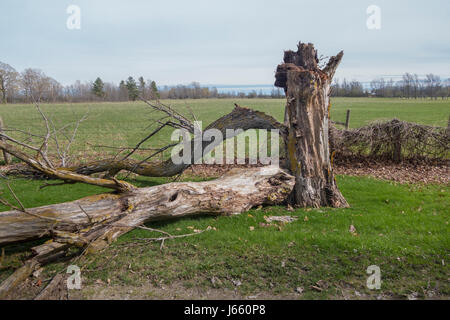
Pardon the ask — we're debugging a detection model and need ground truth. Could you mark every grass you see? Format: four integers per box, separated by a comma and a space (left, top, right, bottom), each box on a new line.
0, 98, 449, 157
1, 175, 448, 299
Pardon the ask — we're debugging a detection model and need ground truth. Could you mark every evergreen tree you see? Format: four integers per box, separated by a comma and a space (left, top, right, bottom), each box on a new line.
150, 80, 160, 99
91, 77, 105, 98
126, 76, 139, 101
119, 80, 128, 101
138, 76, 146, 98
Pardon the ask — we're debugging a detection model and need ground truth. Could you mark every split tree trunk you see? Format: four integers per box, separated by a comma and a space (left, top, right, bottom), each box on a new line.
275, 42, 348, 208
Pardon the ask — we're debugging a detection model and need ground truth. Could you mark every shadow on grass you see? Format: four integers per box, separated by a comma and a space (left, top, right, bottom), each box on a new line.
142, 213, 217, 230
2, 238, 48, 256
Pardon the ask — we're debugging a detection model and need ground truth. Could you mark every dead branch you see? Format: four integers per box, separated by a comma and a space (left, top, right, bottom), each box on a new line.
1, 104, 285, 180
72, 104, 285, 177
0, 140, 135, 192
139, 98, 195, 133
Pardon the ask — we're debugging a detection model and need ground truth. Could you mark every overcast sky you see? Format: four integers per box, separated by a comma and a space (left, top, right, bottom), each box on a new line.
1, 0, 449, 85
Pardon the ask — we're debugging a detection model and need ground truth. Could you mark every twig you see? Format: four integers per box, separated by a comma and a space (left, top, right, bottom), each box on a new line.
86, 143, 160, 151
137, 229, 207, 242
34, 103, 54, 168
120, 121, 170, 161
78, 205, 92, 224
113, 224, 173, 237
39, 181, 76, 190
0, 180, 77, 225
138, 97, 194, 133
122, 142, 177, 180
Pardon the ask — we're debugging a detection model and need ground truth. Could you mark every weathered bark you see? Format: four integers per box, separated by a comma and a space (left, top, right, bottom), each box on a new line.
275, 42, 348, 208
34, 273, 66, 300
0, 166, 294, 246
0, 166, 294, 298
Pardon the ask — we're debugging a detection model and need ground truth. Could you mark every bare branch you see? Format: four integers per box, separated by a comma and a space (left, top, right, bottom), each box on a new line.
0, 140, 135, 192
78, 205, 93, 224
120, 121, 169, 161
62, 112, 88, 166
138, 97, 194, 133
34, 103, 54, 168
0, 180, 77, 225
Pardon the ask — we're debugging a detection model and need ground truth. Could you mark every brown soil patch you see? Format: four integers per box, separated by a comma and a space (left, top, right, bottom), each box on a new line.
3, 158, 448, 185
184, 160, 449, 185
333, 158, 449, 185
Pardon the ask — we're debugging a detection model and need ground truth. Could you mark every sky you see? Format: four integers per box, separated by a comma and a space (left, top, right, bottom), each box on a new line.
0, 0, 449, 86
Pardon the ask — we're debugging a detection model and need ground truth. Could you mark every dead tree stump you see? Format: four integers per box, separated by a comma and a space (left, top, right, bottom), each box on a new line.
275, 42, 348, 208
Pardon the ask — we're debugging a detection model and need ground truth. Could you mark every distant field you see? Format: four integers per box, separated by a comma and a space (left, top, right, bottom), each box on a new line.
0, 98, 449, 156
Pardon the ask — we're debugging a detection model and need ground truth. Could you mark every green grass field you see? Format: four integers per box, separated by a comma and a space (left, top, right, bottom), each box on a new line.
0, 97, 449, 299
1, 98, 449, 156
1, 175, 448, 299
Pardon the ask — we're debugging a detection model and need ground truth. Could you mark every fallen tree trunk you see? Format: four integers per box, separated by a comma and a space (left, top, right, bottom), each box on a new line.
0, 166, 294, 246
0, 166, 294, 298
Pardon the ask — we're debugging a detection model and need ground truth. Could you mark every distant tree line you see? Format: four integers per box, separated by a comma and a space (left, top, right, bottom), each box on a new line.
332, 73, 449, 99
0, 62, 165, 103
368, 73, 448, 99
0, 61, 285, 103
0, 61, 448, 103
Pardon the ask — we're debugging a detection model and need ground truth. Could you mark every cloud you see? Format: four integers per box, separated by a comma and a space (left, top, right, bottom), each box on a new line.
1, 0, 448, 85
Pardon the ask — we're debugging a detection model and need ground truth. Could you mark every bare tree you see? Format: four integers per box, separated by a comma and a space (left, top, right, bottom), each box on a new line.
402, 73, 415, 99
425, 73, 441, 100
47, 77, 63, 102
370, 78, 386, 97
21, 68, 51, 103
412, 74, 420, 99
0, 62, 19, 104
